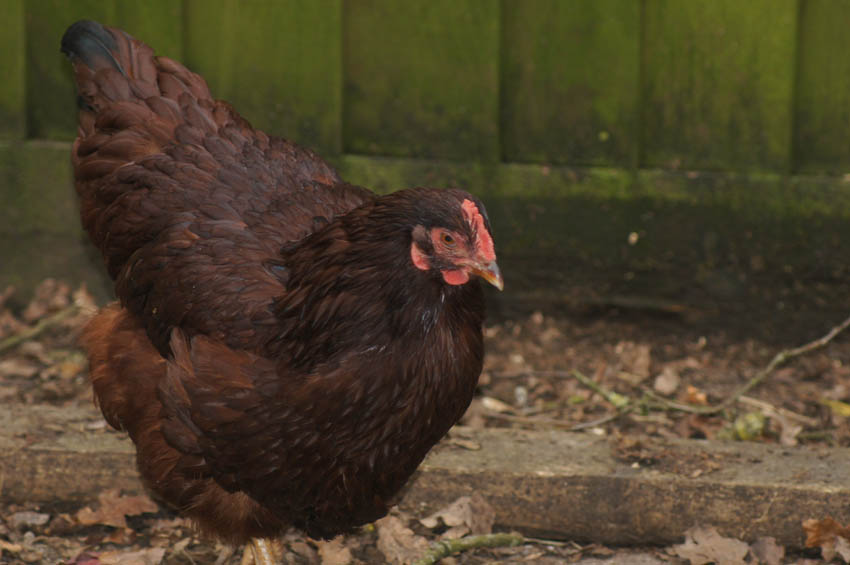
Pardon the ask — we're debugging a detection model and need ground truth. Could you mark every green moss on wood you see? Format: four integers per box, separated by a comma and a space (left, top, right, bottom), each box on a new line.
343, 0, 500, 161
0, 0, 25, 140
25, 0, 117, 140
184, 0, 342, 155
501, 0, 639, 167
25, 0, 185, 141
642, 0, 797, 172
115, 0, 184, 61
794, 0, 850, 174
0, 142, 80, 234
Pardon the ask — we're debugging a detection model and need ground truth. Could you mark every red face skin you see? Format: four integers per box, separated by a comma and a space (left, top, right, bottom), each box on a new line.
409, 199, 502, 290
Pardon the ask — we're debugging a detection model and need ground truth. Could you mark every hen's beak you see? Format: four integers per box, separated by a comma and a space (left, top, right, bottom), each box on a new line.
470, 261, 504, 291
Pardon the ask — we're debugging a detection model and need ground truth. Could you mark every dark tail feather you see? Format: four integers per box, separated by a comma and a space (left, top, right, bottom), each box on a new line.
61, 20, 126, 76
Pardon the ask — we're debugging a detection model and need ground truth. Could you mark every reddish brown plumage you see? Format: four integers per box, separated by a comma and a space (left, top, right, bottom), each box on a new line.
62, 21, 500, 544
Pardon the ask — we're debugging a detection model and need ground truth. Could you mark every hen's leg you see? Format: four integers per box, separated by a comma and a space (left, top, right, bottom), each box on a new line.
240, 538, 276, 565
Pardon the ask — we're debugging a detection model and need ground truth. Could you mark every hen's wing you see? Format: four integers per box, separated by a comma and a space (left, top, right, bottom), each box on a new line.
63, 21, 372, 354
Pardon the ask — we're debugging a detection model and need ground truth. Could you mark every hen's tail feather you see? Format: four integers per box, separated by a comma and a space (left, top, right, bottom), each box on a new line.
61, 19, 212, 116
61, 20, 127, 77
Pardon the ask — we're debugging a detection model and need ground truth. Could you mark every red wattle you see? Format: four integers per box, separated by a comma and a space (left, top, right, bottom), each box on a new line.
441, 269, 469, 285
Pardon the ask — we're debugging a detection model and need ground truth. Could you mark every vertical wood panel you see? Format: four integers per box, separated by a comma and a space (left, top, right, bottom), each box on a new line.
0, 143, 76, 235
26, 0, 116, 140
794, 0, 850, 174
0, 0, 25, 139
501, 0, 639, 167
114, 0, 184, 61
642, 0, 797, 171
343, 0, 500, 161
185, 0, 342, 155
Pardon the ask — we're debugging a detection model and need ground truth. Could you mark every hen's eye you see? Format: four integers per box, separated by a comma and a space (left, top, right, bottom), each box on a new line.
441, 233, 455, 246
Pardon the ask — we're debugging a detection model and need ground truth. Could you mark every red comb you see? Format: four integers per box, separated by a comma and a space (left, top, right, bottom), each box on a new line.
461, 199, 495, 262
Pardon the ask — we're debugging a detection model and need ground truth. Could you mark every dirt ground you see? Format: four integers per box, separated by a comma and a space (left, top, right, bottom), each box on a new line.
2, 279, 849, 564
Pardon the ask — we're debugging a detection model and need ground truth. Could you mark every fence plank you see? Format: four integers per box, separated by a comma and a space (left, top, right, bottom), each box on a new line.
184, 0, 342, 155
25, 0, 116, 140
642, 0, 797, 171
0, 141, 112, 300
0, 0, 25, 140
501, 0, 639, 167
794, 0, 850, 174
343, 0, 500, 161
114, 0, 184, 61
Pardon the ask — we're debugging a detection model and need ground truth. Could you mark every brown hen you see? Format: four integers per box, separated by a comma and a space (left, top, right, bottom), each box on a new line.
61, 19, 502, 562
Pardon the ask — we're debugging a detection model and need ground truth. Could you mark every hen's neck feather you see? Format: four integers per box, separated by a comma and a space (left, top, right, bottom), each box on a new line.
266, 192, 486, 378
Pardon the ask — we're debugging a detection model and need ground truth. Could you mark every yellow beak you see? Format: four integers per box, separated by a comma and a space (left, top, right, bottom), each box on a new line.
470, 261, 504, 291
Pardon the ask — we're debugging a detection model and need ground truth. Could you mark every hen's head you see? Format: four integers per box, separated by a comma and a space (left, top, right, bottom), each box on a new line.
407, 189, 503, 291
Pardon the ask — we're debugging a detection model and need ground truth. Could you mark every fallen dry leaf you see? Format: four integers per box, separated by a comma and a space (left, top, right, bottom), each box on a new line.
148, 517, 190, 534
653, 367, 680, 396
22, 278, 71, 322
685, 385, 708, 406
0, 358, 41, 378
776, 418, 802, 447
316, 537, 352, 565
480, 396, 514, 414
614, 341, 652, 384
9, 511, 50, 529
97, 547, 166, 565
0, 539, 23, 554
672, 525, 749, 565
804, 517, 850, 562
287, 540, 318, 563
420, 494, 495, 539
376, 515, 429, 565
75, 489, 158, 529
18, 340, 50, 363
72, 284, 98, 315
444, 436, 482, 451
66, 551, 102, 565
749, 536, 784, 565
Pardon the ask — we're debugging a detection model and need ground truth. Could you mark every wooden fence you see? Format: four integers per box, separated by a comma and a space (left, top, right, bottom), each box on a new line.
1, 0, 849, 324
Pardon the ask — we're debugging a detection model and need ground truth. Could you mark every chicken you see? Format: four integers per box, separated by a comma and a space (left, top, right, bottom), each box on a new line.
61, 19, 502, 562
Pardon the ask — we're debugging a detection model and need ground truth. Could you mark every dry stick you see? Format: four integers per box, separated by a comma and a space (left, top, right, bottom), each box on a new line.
412, 532, 525, 565
738, 395, 819, 426
571, 369, 630, 409
647, 311, 850, 416
483, 410, 623, 432
0, 304, 81, 355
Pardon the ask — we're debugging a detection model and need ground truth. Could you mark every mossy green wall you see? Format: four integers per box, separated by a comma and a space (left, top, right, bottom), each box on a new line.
2, 1, 849, 324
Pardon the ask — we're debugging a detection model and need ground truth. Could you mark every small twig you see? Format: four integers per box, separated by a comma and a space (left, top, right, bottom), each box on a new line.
568, 408, 632, 431
571, 370, 630, 409
738, 395, 819, 427
483, 411, 576, 430
483, 400, 630, 432
0, 304, 81, 355
522, 536, 580, 548
412, 532, 525, 565
649, 312, 850, 416
796, 430, 835, 443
